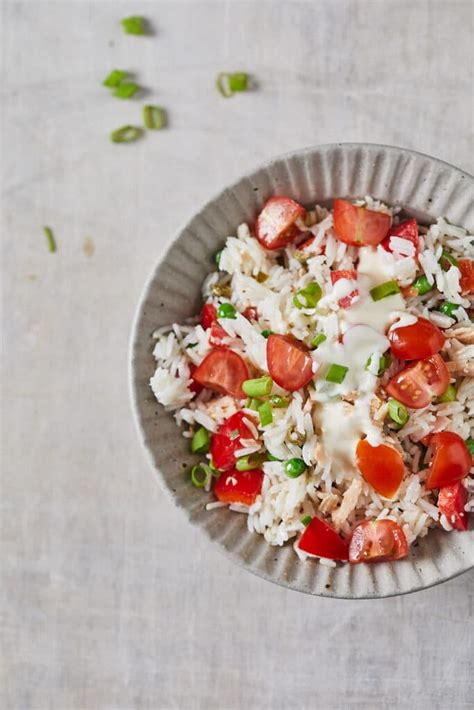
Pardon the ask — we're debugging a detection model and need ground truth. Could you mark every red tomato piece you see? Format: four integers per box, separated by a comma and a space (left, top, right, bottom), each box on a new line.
243, 306, 258, 322
188, 364, 203, 394
333, 199, 391, 246
192, 349, 249, 399
298, 517, 349, 561
459, 259, 474, 295
356, 439, 405, 499
200, 303, 217, 329
330, 269, 359, 308
348, 520, 408, 563
209, 322, 228, 346
381, 218, 419, 255
438, 482, 469, 531
386, 354, 450, 409
266, 334, 314, 392
256, 196, 306, 250
425, 432, 472, 490
210, 411, 258, 472
389, 317, 445, 360
214, 468, 264, 505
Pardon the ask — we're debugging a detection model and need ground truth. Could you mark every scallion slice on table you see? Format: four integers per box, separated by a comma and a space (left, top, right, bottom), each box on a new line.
121, 16, 147, 35
436, 383, 457, 403
439, 301, 460, 318
214, 249, 223, 267
190, 463, 212, 488
216, 72, 249, 98
143, 105, 166, 130
284, 458, 307, 478
300, 515, 312, 527
293, 282, 322, 309
258, 401, 273, 427
191, 426, 210, 454
110, 125, 143, 143
242, 376, 273, 397
388, 398, 409, 427
236, 453, 264, 471
311, 333, 326, 349
103, 69, 128, 88
43, 226, 56, 253
217, 303, 236, 319
325, 363, 348, 384
370, 280, 400, 301
411, 275, 433, 296
113, 81, 141, 99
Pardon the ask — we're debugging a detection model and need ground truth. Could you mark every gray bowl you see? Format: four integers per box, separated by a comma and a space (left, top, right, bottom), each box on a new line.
130, 143, 474, 598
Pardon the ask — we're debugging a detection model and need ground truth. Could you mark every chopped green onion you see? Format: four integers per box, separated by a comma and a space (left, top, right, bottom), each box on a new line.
143, 105, 166, 130
217, 303, 236, 319
216, 72, 249, 97
293, 282, 322, 309
301, 515, 312, 527
185, 342, 197, 349
243, 376, 273, 398
191, 426, 210, 454
43, 226, 56, 253
266, 452, 281, 462
439, 250, 458, 271
436, 383, 457, 403
121, 16, 147, 35
325, 364, 348, 384
245, 397, 261, 411
269, 395, 289, 408
287, 427, 306, 446
465, 439, 474, 457
214, 249, 223, 267
439, 301, 460, 318
388, 398, 409, 427
113, 81, 141, 99
209, 461, 220, 476
366, 353, 390, 376
236, 453, 264, 471
370, 280, 400, 301
103, 69, 127, 88
311, 333, 327, 349
110, 125, 143, 143
258, 401, 273, 427
411, 275, 433, 296
261, 329, 273, 338
284, 458, 307, 478
190, 463, 212, 488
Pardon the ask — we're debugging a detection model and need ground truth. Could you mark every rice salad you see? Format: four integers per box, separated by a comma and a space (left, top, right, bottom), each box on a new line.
150, 195, 474, 565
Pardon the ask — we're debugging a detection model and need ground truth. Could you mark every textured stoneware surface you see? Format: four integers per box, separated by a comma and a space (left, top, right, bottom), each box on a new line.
130, 143, 474, 598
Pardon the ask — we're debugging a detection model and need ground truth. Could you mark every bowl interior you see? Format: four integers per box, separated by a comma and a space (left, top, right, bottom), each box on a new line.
130, 143, 474, 598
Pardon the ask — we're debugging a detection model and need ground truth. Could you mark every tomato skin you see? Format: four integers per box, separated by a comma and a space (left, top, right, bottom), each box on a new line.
438, 482, 469, 531
389, 317, 445, 360
425, 432, 472, 490
459, 259, 474, 295
348, 520, 408, 563
210, 412, 258, 471
330, 269, 359, 308
214, 468, 264, 505
200, 303, 217, 329
243, 306, 258, 322
208, 322, 228, 346
356, 439, 405, 499
386, 354, 450, 409
256, 197, 306, 250
298, 517, 349, 561
188, 364, 203, 394
381, 218, 419, 254
333, 199, 391, 246
266, 334, 314, 392
192, 349, 250, 399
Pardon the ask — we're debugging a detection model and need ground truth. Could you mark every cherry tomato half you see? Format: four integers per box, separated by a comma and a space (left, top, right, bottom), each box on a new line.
210, 411, 258, 472
348, 520, 408, 563
386, 354, 450, 409
267, 334, 314, 392
330, 269, 359, 308
389, 317, 445, 360
214, 468, 264, 505
356, 439, 405, 499
188, 363, 203, 394
459, 259, 474, 295
425, 432, 472, 490
333, 199, 391, 247
381, 218, 419, 255
298, 517, 349, 561
256, 197, 306, 250
192, 349, 250, 399
438, 482, 469, 531
200, 303, 217, 329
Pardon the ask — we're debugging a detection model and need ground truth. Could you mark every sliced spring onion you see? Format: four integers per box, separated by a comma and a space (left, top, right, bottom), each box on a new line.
185, 342, 197, 349
266, 453, 281, 462
439, 250, 458, 270
191, 426, 210, 454
190, 463, 212, 488
216, 72, 249, 97
411, 275, 433, 296
245, 397, 261, 411
113, 81, 141, 99
365, 352, 390, 376
43, 226, 56, 253
236, 453, 264, 471
214, 249, 223, 267
466, 439, 474, 457
143, 105, 166, 130
110, 125, 143, 143
121, 15, 147, 35
261, 329, 273, 338
301, 515, 312, 527
103, 69, 127, 88
325, 363, 348, 384
242, 376, 273, 398
209, 461, 220, 476
311, 333, 327, 349
269, 395, 289, 408
370, 280, 400, 301
258, 401, 273, 427
439, 301, 460, 318
217, 303, 236, 319
284, 458, 307, 478
436, 383, 457, 403
388, 398, 409, 427
293, 282, 322, 309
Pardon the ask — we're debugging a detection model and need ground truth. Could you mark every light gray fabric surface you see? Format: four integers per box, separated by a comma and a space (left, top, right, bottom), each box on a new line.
1, 1, 473, 708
